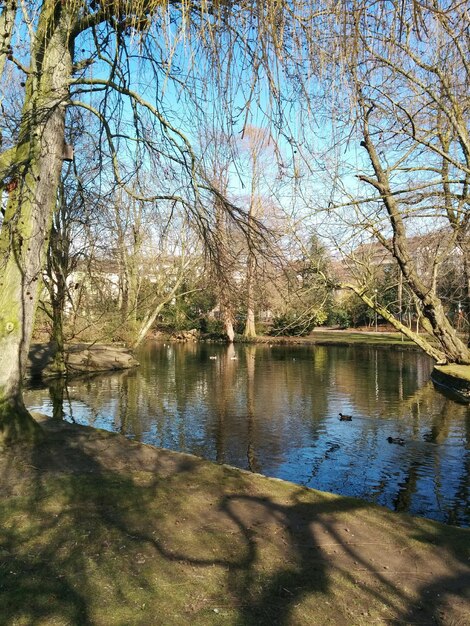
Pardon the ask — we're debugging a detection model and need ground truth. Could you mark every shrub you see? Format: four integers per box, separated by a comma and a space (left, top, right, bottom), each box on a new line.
201, 317, 226, 339
327, 307, 351, 329
269, 310, 325, 336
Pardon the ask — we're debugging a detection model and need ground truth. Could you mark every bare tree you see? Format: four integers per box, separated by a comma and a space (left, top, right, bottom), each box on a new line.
304, 1, 470, 364
199, 128, 239, 342
239, 125, 275, 338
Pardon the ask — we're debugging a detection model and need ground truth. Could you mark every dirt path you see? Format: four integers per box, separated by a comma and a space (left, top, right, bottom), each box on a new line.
1, 416, 469, 625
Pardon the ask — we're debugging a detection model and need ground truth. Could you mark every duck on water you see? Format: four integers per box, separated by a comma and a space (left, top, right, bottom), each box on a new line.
387, 436, 405, 446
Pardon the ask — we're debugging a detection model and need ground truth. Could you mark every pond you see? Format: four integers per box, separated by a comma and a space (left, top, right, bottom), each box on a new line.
24, 342, 470, 527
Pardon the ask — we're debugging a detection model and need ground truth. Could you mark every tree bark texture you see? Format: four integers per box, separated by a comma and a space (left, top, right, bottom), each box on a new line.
244, 209, 258, 339
224, 315, 235, 342
244, 265, 257, 339
0, 4, 73, 442
0, 0, 16, 88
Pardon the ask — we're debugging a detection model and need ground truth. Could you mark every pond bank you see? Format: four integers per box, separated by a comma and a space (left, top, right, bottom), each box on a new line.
1, 415, 468, 626
432, 364, 470, 403
241, 329, 421, 350
27, 342, 139, 379
160, 328, 421, 349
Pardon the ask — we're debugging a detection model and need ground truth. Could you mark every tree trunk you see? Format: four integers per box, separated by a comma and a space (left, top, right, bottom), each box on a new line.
0, 0, 16, 88
244, 272, 257, 339
243, 139, 261, 340
459, 237, 470, 346
132, 267, 189, 349
244, 227, 257, 339
50, 291, 67, 376
220, 294, 235, 342
0, 6, 73, 444
46, 204, 68, 376
343, 283, 447, 362
224, 316, 235, 342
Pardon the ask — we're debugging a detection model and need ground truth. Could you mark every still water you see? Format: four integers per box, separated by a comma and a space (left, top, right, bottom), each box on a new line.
24, 342, 470, 526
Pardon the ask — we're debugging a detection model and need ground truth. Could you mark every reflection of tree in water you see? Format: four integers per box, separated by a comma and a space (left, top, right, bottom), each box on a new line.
445, 404, 470, 525
117, 374, 143, 440
213, 344, 237, 464
388, 395, 470, 524
393, 461, 422, 513
421, 397, 453, 444
332, 346, 433, 418
49, 377, 66, 421
245, 345, 261, 473
48, 376, 81, 424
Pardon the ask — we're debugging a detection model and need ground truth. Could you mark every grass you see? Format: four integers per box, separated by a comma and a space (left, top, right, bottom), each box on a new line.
310, 329, 417, 346
0, 418, 469, 626
257, 329, 419, 349
434, 364, 470, 383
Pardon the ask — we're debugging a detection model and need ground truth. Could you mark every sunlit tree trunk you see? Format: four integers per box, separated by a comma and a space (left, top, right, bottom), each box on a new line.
244, 187, 261, 340
463, 251, 470, 346
206, 140, 237, 344
0, 1, 16, 100
222, 308, 235, 342
244, 252, 257, 338
216, 227, 236, 342
0, 5, 73, 443
242, 127, 270, 340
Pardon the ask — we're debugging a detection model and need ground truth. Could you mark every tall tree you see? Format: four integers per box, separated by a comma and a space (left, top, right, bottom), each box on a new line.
240, 125, 273, 339
199, 128, 238, 342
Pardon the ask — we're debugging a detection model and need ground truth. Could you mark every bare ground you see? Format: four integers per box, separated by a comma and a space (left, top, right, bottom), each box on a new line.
0, 415, 469, 626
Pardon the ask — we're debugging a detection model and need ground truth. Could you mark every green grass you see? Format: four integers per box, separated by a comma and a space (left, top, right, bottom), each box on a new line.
310, 329, 416, 345
434, 364, 470, 383
258, 329, 419, 348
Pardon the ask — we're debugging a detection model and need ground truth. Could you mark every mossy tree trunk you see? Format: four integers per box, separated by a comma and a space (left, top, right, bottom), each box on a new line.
0, 4, 73, 444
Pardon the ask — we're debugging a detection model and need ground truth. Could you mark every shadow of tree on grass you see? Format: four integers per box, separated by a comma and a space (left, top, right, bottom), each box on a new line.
0, 420, 468, 625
